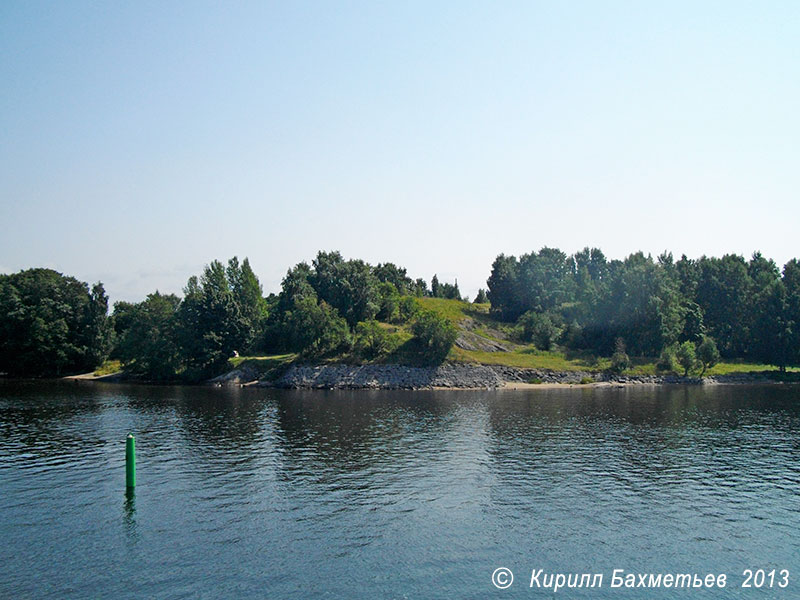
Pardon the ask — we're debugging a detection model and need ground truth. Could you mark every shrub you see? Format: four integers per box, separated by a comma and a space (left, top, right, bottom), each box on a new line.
696, 336, 720, 375
656, 344, 678, 374
610, 338, 631, 374
397, 296, 419, 323
517, 311, 562, 350
354, 320, 397, 359
411, 310, 457, 362
579, 376, 594, 384
676, 340, 698, 376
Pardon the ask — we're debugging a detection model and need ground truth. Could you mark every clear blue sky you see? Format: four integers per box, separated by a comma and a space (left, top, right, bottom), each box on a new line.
2, 1, 798, 303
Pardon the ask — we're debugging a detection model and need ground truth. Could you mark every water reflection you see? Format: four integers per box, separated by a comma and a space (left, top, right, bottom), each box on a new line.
1, 381, 798, 599
123, 488, 138, 541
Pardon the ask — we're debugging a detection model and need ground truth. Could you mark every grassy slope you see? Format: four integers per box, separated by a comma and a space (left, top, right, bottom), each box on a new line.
415, 298, 799, 375
231, 298, 797, 377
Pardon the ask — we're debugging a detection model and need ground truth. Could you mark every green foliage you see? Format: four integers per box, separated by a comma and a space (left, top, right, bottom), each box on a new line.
282, 297, 350, 356
610, 338, 631, 374
430, 274, 461, 299
227, 257, 268, 352
579, 376, 594, 384
114, 292, 183, 380
176, 260, 251, 377
696, 336, 720, 375
8, 247, 800, 382
93, 359, 122, 376
0, 269, 111, 376
474, 288, 489, 304
311, 251, 379, 326
411, 310, 458, 362
376, 281, 400, 322
656, 344, 678, 374
354, 320, 398, 359
397, 295, 419, 323
373, 262, 412, 295
676, 340, 698, 376
517, 311, 562, 350
411, 278, 428, 297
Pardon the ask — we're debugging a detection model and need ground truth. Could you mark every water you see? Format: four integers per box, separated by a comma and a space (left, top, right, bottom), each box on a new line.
1, 381, 798, 598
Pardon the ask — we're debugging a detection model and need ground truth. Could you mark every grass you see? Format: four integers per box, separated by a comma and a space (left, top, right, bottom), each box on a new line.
705, 361, 800, 375
228, 354, 296, 379
450, 346, 602, 371
93, 359, 122, 376
414, 297, 480, 323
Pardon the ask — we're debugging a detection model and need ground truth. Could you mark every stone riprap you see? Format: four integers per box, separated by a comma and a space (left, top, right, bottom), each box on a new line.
262, 363, 504, 389
211, 363, 791, 389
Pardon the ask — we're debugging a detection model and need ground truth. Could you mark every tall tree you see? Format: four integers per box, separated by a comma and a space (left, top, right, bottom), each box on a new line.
0, 269, 110, 376
114, 292, 182, 380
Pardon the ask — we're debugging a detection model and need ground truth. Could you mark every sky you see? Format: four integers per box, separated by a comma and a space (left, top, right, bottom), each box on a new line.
1, 1, 798, 304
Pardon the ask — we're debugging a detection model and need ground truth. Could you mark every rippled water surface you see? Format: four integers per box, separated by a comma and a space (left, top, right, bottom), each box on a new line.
1, 381, 798, 598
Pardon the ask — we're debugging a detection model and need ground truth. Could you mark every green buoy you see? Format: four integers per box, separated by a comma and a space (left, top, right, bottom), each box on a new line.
125, 433, 136, 489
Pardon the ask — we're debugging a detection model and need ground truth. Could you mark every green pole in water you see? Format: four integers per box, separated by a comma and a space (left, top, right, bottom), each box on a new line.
125, 433, 136, 489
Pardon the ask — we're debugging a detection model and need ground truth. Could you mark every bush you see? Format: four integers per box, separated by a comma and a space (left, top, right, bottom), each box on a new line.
517, 311, 561, 350
609, 338, 631, 374
411, 310, 457, 362
397, 296, 419, 323
354, 320, 397, 359
676, 340, 698, 376
579, 376, 594, 384
656, 344, 678, 374
696, 336, 720, 375
283, 298, 351, 356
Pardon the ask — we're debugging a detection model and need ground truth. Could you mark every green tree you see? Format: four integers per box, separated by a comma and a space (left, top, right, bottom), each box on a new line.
783, 259, 800, 369
486, 254, 522, 320
376, 281, 401, 322
695, 254, 753, 357
114, 292, 182, 380
609, 338, 631, 373
0, 269, 111, 376
373, 263, 412, 294
656, 344, 678, 374
474, 288, 488, 304
430, 274, 441, 298
176, 261, 250, 377
227, 257, 268, 352
751, 279, 792, 371
282, 297, 350, 356
696, 336, 720, 376
676, 340, 698, 376
311, 251, 379, 326
397, 296, 419, 323
518, 311, 561, 350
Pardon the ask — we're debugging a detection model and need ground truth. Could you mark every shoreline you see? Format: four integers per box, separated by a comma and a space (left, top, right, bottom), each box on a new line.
51, 362, 799, 390
221, 363, 798, 390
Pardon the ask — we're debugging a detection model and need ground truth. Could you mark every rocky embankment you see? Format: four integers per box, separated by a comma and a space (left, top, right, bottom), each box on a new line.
210, 363, 790, 389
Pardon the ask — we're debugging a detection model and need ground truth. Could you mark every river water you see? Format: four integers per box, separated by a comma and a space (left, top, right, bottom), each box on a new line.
0, 381, 798, 598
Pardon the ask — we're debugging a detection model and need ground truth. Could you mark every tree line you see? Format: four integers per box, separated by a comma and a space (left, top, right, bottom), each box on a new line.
487, 248, 800, 372
0, 252, 459, 379
1, 247, 798, 379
